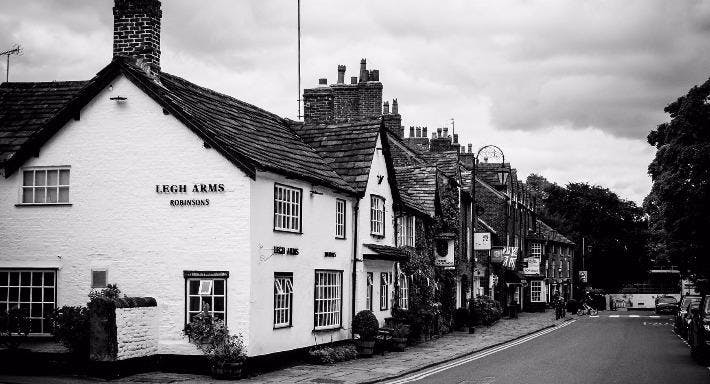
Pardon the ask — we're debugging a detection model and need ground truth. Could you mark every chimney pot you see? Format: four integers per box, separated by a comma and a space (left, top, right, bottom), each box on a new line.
369, 69, 379, 82
392, 98, 398, 115
422, 127, 427, 137
409, 126, 415, 137
468, 143, 473, 153
318, 78, 328, 85
432, 132, 437, 139
443, 127, 449, 137
350, 76, 358, 85
359, 58, 368, 83
437, 127, 442, 138
383, 101, 390, 115
416, 127, 422, 137
453, 133, 459, 144
337, 65, 346, 84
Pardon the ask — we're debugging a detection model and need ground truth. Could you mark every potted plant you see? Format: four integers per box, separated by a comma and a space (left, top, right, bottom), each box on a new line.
184, 310, 246, 380
390, 323, 409, 352
352, 310, 379, 357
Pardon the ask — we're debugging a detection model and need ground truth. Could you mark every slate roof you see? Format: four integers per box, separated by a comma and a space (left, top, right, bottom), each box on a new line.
421, 150, 460, 180
394, 165, 438, 218
363, 243, 411, 262
387, 132, 426, 168
530, 219, 575, 245
0, 59, 354, 194
0, 81, 88, 167
291, 118, 383, 195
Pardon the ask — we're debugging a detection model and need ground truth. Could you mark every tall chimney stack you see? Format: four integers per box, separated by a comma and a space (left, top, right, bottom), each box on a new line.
337, 65, 345, 84
359, 59, 368, 83
113, 0, 162, 74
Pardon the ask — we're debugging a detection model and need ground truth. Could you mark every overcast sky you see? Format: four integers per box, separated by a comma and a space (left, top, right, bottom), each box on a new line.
2, 0, 709, 204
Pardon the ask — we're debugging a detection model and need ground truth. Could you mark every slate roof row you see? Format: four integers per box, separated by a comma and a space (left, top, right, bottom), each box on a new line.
530, 219, 575, 245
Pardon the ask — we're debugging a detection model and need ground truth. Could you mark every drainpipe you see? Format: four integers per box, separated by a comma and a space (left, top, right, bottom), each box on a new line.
351, 200, 359, 338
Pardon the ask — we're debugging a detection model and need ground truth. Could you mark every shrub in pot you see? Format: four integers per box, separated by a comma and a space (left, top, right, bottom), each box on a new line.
454, 308, 469, 331
352, 310, 379, 357
390, 323, 410, 352
469, 296, 502, 326
184, 311, 246, 380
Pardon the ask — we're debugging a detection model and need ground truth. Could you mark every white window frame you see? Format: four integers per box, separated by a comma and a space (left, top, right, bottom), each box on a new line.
274, 273, 293, 328
186, 277, 227, 324
398, 274, 409, 310
380, 272, 390, 311
274, 183, 302, 233
335, 199, 346, 239
20, 167, 71, 205
530, 243, 542, 258
397, 215, 416, 247
0, 269, 56, 334
314, 270, 342, 330
366, 272, 373, 311
531, 280, 543, 302
370, 195, 385, 236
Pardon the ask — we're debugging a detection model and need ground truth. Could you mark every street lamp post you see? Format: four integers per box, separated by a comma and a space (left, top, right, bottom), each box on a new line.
471, 145, 508, 298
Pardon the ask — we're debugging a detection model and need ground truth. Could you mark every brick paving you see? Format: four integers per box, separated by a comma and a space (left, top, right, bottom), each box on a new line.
0, 310, 570, 384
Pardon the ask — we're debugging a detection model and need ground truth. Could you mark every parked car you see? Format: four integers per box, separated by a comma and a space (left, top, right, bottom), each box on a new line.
674, 295, 702, 339
689, 294, 710, 362
655, 295, 679, 314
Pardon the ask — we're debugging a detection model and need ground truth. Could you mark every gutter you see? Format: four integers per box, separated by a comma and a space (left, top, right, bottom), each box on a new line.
351, 200, 359, 337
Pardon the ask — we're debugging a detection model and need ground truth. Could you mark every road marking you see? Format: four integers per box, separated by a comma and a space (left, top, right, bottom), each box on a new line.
629, 315, 640, 318
650, 315, 660, 318
609, 315, 620, 318
381, 320, 575, 384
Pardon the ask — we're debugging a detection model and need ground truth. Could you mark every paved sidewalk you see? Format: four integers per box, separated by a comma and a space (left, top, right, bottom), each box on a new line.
0, 310, 570, 384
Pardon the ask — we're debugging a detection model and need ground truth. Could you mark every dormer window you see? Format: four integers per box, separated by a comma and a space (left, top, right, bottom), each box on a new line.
370, 195, 385, 237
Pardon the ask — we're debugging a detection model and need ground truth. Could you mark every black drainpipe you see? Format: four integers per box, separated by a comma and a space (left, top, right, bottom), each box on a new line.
351, 200, 359, 337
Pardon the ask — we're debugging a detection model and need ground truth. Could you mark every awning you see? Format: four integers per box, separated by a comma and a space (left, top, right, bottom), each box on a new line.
504, 269, 525, 284
363, 244, 411, 262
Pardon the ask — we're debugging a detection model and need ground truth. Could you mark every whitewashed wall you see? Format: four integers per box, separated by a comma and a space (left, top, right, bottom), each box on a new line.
0, 74, 252, 355
354, 134, 397, 325
115, 306, 159, 360
248, 171, 355, 356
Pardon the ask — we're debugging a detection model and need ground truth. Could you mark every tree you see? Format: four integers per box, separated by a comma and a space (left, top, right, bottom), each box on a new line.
647, 77, 710, 279
530, 179, 649, 290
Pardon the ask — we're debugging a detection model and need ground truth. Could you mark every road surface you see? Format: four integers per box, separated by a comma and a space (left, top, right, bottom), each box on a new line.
388, 311, 710, 384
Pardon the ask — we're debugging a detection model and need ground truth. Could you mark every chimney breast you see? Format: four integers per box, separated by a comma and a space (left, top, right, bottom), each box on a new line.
113, 0, 162, 74
337, 65, 346, 84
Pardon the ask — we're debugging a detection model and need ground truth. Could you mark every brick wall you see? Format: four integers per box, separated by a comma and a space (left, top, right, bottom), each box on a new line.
115, 306, 160, 360
113, 0, 162, 73
303, 88, 334, 125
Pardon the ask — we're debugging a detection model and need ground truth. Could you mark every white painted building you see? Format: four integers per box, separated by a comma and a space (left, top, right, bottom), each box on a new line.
0, 0, 358, 358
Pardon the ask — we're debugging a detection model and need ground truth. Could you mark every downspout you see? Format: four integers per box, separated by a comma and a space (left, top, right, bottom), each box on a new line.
351, 200, 359, 338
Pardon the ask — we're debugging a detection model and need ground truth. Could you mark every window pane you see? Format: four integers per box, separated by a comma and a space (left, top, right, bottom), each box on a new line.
43, 272, 54, 286
23, 171, 33, 186
9, 287, 18, 301
22, 188, 33, 203
31, 303, 42, 317
47, 170, 58, 186
34, 170, 46, 186
47, 188, 58, 203
20, 288, 30, 302
34, 188, 46, 203
0, 272, 8, 286
59, 170, 70, 185
213, 280, 224, 295
0, 288, 7, 301
31, 272, 42, 286
31, 288, 41, 301
213, 297, 224, 312
58, 187, 69, 203
189, 280, 200, 295
20, 272, 30, 285
10, 272, 19, 286
30, 319, 42, 334
43, 288, 54, 302
189, 297, 200, 311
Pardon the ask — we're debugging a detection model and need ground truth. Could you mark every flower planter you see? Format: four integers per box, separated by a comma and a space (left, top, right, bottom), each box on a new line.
210, 361, 244, 380
390, 337, 407, 352
356, 340, 376, 357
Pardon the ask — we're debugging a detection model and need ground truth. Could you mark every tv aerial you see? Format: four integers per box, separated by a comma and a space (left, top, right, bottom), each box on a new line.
1, 43, 23, 82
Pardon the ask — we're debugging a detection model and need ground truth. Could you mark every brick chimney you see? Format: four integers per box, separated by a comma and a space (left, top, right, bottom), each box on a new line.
303, 59, 383, 124
113, 0, 162, 74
